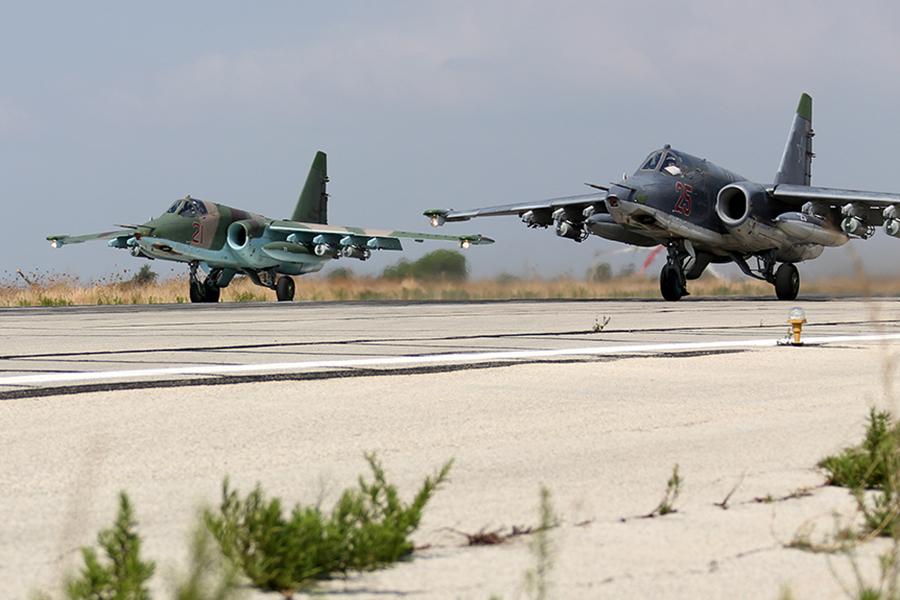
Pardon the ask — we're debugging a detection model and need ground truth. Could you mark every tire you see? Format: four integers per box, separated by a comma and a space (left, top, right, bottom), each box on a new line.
189, 280, 220, 303
204, 282, 221, 303
774, 263, 800, 300
189, 280, 205, 303
659, 265, 684, 301
276, 276, 295, 302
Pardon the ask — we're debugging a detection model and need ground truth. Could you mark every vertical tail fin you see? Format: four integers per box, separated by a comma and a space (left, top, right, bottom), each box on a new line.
292, 151, 328, 223
775, 93, 815, 186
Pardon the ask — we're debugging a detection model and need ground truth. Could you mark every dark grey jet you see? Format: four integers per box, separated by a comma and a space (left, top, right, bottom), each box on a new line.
425, 94, 899, 300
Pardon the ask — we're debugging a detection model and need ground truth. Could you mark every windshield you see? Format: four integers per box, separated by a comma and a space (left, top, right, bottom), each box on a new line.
167, 200, 184, 214
640, 152, 662, 171
178, 198, 208, 217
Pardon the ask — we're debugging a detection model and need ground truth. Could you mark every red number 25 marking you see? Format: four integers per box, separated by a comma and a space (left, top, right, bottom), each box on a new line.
674, 181, 693, 216
191, 222, 202, 245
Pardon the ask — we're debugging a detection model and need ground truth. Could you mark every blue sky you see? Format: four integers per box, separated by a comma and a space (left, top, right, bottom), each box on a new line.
4, 1, 900, 281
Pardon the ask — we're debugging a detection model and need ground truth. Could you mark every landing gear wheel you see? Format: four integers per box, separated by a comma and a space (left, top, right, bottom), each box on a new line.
276, 276, 295, 302
189, 280, 220, 303
774, 263, 800, 301
660, 265, 685, 302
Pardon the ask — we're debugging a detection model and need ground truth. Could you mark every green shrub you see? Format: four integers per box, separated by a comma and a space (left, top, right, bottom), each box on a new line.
586, 262, 612, 282
130, 265, 159, 286
326, 267, 355, 280
205, 453, 452, 595
382, 250, 467, 281
171, 521, 244, 600
819, 408, 897, 489
65, 492, 156, 600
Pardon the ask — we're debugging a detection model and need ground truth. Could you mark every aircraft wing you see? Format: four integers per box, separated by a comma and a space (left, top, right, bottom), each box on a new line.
268, 220, 494, 250
772, 184, 900, 206
770, 184, 900, 229
47, 229, 135, 248
422, 192, 608, 225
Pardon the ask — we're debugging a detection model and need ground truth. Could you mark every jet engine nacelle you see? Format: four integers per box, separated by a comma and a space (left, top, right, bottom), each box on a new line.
227, 220, 264, 251
715, 181, 770, 229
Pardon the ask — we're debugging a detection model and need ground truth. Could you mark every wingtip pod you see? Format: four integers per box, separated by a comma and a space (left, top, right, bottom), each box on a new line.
458, 234, 494, 249
797, 92, 812, 122
423, 209, 449, 227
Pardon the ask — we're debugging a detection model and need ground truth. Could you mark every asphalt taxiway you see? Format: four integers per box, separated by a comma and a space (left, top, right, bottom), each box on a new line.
2, 298, 900, 598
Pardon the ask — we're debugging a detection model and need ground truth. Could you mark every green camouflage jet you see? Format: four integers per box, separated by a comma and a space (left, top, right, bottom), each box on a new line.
48, 152, 493, 302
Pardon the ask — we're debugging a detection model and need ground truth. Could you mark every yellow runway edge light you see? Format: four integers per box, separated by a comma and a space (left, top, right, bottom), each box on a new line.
788, 307, 807, 345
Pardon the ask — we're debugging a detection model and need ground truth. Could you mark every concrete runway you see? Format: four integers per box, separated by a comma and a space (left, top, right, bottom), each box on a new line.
3, 298, 900, 598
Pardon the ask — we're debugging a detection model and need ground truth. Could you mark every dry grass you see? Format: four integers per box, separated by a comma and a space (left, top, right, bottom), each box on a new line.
1, 271, 897, 307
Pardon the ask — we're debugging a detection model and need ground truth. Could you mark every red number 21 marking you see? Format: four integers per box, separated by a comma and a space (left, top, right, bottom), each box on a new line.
674, 181, 693, 216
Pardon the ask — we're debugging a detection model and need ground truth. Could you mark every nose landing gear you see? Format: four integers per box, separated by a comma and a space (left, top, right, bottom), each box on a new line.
659, 242, 690, 301
189, 262, 221, 303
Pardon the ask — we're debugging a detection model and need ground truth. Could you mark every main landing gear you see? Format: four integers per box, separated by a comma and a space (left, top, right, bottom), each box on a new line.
246, 270, 296, 302
773, 263, 800, 301
276, 276, 295, 302
732, 251, 801, 301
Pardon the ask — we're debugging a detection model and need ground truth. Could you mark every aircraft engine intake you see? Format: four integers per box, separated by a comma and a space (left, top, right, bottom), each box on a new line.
715, 181, 770, 229
227, 220, 263, 251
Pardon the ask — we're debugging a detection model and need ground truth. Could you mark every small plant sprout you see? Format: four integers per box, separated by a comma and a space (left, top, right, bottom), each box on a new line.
819, 408, 896, 490
714, 473, 745, 510
524, 486, 558, 600
63, 493, 156, 600
592, 315, 611, 332
646, 464, 682, 518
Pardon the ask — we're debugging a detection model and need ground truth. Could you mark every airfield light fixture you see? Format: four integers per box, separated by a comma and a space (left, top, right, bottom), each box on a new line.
788, 307, 807, 345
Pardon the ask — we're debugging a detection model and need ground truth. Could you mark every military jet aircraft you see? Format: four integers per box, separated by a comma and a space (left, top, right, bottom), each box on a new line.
425, 93, 900, 301
48, 152, 492, 302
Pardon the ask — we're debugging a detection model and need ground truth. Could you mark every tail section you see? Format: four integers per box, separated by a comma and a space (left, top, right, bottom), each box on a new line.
775, 93, 815, 186
292, 151, 329, 223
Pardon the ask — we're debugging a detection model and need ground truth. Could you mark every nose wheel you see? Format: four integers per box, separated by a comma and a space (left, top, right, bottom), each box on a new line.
659, 243, 689, 301
189, 262, 221, 303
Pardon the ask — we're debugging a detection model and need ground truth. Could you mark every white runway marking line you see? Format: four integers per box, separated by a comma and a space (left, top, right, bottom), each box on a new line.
3, 332, 900, 388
